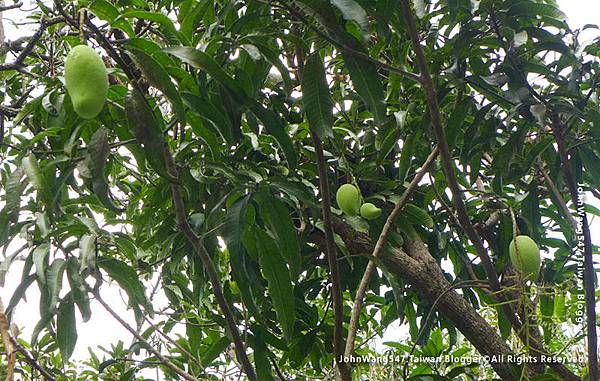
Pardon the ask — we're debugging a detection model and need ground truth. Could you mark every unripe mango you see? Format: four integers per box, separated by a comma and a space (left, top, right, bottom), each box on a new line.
360, 203, 381, 220
64, 45, 109, 119
336, 184, 361, 216
509, 235, 541, 280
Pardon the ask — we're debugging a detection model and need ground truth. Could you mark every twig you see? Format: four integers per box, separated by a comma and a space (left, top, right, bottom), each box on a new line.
271, 0, 421, 83
90, 288, 198, 381
140, 314, 200, 366
0, 17, 64, 71
344, 147, 439, 357
0, 299, 56, 381
537, 161, 577, 229
0, 2, 22, 12
0, 298, 15, 381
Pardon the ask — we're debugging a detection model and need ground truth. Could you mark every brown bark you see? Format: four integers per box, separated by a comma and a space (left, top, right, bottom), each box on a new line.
327, 217, 520, 380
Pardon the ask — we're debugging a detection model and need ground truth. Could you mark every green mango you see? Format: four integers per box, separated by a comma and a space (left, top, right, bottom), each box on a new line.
360, 203, 382, 220
336, 184, 361, 216
64, 45, 109, 119
509, 235, 541, 280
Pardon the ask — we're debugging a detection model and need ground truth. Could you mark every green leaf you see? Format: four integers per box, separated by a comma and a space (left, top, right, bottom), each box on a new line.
341, 47, 386, 126
5, 274, 36, 317
57, 294, 78, 362
257, 191, 301, 279
252, 326, 274, 381
46, 259, 67, 312
248, 102, 298, 169
97, 257, 153, 315
163, 46, 244, 97
66, 258, 91, 322
302, 53, 334, 139
119, 10, 180, 40
579, 147, 600, 183
124, 89, 172, 180
398, 132, 417, 183
221, 196, 262, 315
79, 234, 96, 274
199, 336, 230, 367
240, 37, 293, 91
507, 1, 566, 21
5, 167, 24, 222
553, 291, 566, 319
13, 95, 42, 126
497, 307, 512, 340
87, 127, 124, 213
182, 92, 237, 144
88, 0, 135, 36
33, 244, 50, 284
22, 154, 53, 208
255, 228, 295, 339
331, 0, 368, 33
400, 203, 434, 228
126, 46, 186, 122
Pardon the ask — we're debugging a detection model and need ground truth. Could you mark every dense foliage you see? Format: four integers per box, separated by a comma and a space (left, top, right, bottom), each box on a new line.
0, 0, 598, 380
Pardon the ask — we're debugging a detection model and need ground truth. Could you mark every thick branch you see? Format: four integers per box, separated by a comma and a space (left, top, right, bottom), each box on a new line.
0, 2, 22, 12
324, 219, 520, 380
344, 147, 438, 356
398, 0, 501, 300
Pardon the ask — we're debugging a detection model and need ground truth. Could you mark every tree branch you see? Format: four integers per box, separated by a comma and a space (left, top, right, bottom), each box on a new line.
161, 141, 258, 381
398, 0, 502, 302
311, 133, 350, 380
272, 0, 421, 83
90, 289, 198, 381
1, 299, 56, 381
296, 41, 349, 378
344, 146, 438, 357
321, 219, 521, 380
537, 161, 577, 229
0, 2, 22, 12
